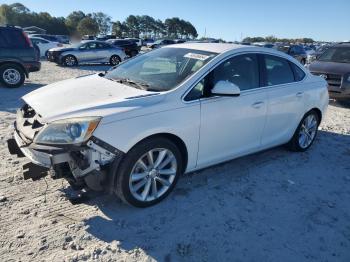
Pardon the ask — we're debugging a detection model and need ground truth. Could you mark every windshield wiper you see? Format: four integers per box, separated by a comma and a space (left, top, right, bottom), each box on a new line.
106, 77, 150, 90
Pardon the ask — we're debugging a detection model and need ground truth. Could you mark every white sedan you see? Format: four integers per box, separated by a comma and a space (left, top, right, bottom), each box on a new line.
8, 43, 328, 207
29, 37, 62, 57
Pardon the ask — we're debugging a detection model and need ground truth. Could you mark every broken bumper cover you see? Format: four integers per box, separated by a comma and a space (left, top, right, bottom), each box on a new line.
9, 130, 69, 168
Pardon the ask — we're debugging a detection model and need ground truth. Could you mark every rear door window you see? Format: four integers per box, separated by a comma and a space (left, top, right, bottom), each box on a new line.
290, 63, 306, 81
263, 55, 295, 86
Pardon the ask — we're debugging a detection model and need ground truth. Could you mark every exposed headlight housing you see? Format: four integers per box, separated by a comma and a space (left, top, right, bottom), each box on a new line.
34, 117, 101, 145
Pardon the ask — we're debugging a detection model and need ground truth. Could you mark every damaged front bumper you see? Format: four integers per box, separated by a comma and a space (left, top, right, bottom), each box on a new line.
7, 104, 124, 192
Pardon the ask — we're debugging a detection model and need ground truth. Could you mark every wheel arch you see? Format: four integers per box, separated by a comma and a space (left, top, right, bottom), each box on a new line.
127, 132, 188, 173
0, 61, 28, 77
308, 107, 322, 122
61, 53, 78, 64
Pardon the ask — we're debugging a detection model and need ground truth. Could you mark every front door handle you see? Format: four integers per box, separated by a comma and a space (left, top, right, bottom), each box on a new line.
296, 92, 304, 98
252, 101, 264, 109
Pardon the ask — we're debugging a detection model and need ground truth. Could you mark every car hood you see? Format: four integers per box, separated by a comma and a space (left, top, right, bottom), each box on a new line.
49, 46, 76, 52
22, 74, 162, 123
309, 61, 350, 75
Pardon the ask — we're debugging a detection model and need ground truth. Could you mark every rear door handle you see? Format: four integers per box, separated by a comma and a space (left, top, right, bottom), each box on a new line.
252, 101, 264, 109
296, 92, 304, 98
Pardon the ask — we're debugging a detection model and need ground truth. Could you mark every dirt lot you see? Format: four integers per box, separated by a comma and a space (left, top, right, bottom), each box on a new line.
0, 61, 350, 262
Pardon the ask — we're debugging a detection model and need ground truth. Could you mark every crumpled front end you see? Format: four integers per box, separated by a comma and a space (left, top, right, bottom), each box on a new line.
7, 103, 123, 191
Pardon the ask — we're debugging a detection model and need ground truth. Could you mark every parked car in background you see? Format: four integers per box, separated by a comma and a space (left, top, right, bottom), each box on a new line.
307, 44, 332, 64
55, 35, 70, 44
96, 35, 116, 41
8, 43, 328, 207
0, 26, 40, 88
107, 39, 139, 57
29, 34, 60, 43
29, 37, 62, 57
47, 40, 127, 66
125, 38, 142, 47
174, 39, 186, 44
82, 35, 95, 40
276, 45, 307, 65
142, 38, 154, 46
147, 39, 175, 49
309, 42, 350, 101
253, 42, 275, 48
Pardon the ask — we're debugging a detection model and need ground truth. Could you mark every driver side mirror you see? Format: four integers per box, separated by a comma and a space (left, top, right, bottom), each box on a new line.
211, 80, 240, 97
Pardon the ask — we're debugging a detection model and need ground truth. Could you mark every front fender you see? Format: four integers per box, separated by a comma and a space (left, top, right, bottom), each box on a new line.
93, 104, 201, 172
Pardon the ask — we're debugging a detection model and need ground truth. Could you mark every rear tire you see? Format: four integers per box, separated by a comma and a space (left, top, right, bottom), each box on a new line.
287, 110, 320, 152
0, 64, 25, 88
114, 137, 183, 207
110, 55, 121, 66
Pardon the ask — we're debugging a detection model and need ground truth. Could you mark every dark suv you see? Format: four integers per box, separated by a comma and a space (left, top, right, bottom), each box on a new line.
106, 39, 139, 57
0, 26, 40, 88
309, 43, 350, 101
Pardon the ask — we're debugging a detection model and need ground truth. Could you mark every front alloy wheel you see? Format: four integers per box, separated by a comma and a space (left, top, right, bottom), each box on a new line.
64, 55, 77, 67
114, 137, 183, 207
129, 149, 177, 202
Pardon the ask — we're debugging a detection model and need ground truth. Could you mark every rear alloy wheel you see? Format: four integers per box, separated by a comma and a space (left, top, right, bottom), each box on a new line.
110, 55, 121, 66
0, 64, 25, 88
115, 138, 183, 207
63, 55, 77, 67
288, 111, 320, 152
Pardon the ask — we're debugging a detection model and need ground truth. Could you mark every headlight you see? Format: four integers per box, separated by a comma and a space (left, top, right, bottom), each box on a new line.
347, 74, 350, 82
34, 117, 101, 145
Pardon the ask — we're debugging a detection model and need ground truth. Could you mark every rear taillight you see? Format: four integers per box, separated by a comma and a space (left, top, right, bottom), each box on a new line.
22, 31, 33, 47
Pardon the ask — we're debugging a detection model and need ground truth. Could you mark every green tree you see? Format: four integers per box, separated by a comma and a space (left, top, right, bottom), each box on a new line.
65, 11, 85, 34
112, 20, 127, 38
91, 12, 111, 35
125, 15, 140, 37
77, 16, 99, 36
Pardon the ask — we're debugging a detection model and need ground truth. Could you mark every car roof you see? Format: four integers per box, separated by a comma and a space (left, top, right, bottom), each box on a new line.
166, 43, 269, 54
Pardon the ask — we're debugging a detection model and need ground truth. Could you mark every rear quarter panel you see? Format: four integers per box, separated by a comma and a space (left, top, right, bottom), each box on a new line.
303, 75, 329, 122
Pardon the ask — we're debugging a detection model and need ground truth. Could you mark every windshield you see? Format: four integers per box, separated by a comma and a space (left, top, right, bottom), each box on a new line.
104, 48, 217, 92
318, 47, 350, 63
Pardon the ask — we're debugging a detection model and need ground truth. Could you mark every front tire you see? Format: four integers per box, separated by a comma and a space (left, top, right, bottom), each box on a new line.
115, 137, 183, 207
287, 110, 320, 152
0, 64, 25, 88
63, 55, 77, 67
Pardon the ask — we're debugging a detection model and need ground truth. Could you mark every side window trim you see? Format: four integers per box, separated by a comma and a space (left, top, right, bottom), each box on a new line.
183, 52, 263, 102
182, 51, 307, 103
288, 61, 306, 82
184, 53, 262, 102
261, 54, 300, 88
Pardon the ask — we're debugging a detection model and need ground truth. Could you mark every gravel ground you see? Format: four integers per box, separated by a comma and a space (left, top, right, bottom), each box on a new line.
0, 61, 350, 262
